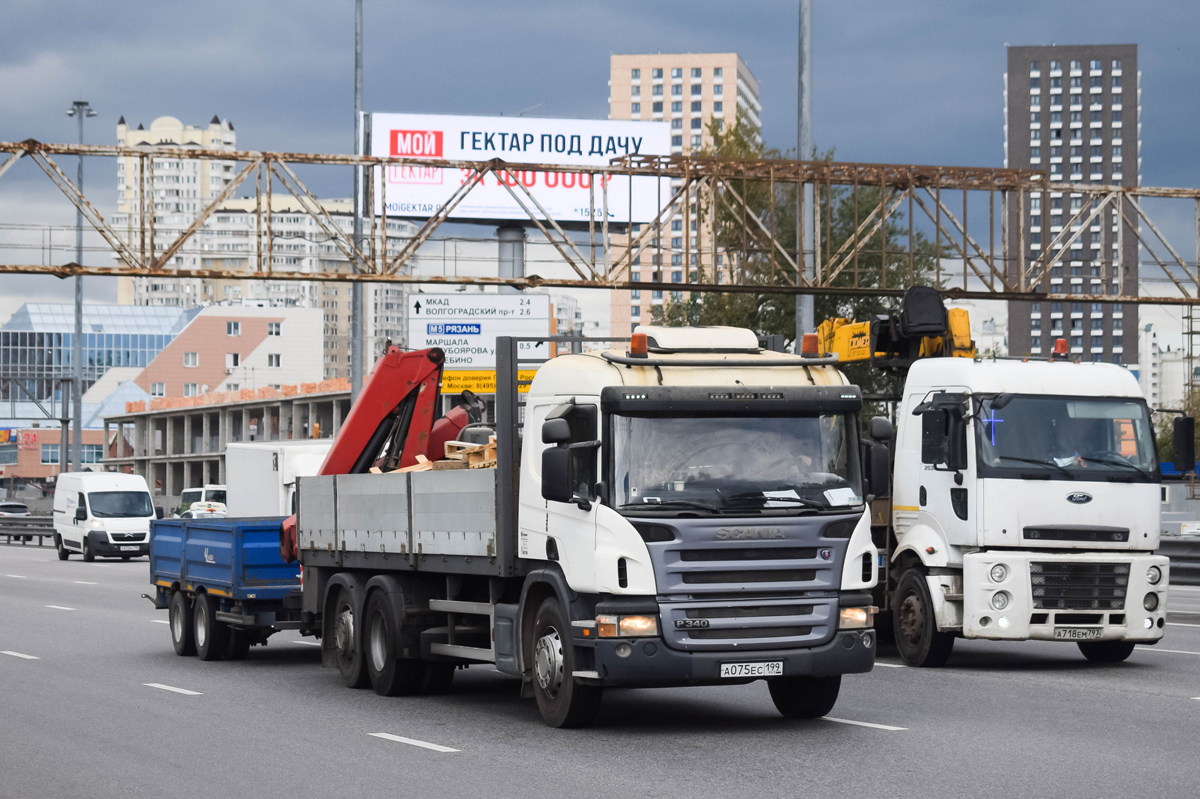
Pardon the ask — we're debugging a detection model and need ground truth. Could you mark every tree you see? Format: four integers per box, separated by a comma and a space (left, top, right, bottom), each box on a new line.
652, 114, 946, 396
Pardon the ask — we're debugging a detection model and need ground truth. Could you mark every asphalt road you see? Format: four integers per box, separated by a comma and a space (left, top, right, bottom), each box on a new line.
3, 541, 1200, 799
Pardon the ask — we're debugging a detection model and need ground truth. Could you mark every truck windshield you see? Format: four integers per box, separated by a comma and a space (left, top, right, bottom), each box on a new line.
976, 395, 1158, 480
88, 491, 154, 518
611, 414, 861, 513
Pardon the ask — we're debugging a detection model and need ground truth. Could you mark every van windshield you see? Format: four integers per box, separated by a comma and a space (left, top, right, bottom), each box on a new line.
204, 489, 227, 504
88, 491, 154, 518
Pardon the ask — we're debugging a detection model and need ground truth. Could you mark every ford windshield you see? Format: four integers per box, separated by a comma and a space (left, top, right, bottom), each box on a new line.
611, 414, 862, 514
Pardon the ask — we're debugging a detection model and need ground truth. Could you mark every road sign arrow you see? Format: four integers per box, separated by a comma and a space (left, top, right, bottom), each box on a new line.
413, 300, 422, 313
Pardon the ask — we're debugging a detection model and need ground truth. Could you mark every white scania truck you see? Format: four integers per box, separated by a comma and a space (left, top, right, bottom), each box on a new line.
291, 330, 881, 727
823, 287, 1173, 666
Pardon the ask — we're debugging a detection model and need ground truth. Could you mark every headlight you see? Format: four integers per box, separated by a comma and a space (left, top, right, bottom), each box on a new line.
1147, 566, 1162, 586
596, 614, 619, 638
1144, 593, 1159, 612
618, 615, 659, 637
91, 520, 103, 528
989, 563, 1009, 583
991, 591, 1011, 611
839, 606, 876, 629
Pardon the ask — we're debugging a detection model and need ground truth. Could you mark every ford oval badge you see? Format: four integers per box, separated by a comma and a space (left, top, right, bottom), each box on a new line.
1066, 492, 1093, 505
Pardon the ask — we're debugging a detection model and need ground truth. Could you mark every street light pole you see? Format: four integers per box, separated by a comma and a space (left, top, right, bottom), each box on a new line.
795, 0, 815, 345
66, 100, 96, 473
350, 0, 365, 402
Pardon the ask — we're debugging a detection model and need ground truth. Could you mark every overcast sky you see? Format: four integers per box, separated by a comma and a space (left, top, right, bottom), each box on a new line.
2, 0, 1199, 335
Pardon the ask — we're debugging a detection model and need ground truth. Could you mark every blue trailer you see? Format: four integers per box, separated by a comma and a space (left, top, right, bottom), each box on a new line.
145, 517, 309, 660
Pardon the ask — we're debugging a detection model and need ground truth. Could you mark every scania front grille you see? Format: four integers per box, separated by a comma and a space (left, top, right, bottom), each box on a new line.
681, 569, 817, 585
1030, 562, 1129, 610
660, 597, 835, 652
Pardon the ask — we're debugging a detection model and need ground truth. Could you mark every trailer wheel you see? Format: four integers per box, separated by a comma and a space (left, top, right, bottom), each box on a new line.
768, 675, 841, 719
529, 597, 602, 728
365, 592, 423, 696
332, 589, 370, 688
1077, 640, 1135, 663
194, 592, 228, 661
82, 537, 95, 562
56, 536, 69, 561
893, 568, 955, 667
224, 629, 252, 660
169, 590, 196, 657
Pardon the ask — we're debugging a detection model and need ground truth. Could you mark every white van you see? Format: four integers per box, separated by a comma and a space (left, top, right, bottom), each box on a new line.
179, 484, 226, 515
53, 472, 156, 561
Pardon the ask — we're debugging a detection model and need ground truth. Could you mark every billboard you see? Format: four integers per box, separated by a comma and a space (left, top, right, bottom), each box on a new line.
368, 113, 670, 224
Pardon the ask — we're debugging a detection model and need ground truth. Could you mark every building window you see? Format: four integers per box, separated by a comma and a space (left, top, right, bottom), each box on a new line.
671, 101, 682, 113
652, 68, 662, 79
1070, 60, 1081, 71
1030, 112, 1040, 124
672, 85, 682, 96
41, 443, 59, 465
631, 306, 640, 318
713, 67, 723, 77
1112, 145, 1122, 158
714, 120, 723, 132
150, 382, 165, 397
631, 68, 640, 79
268, 353, 281, 368
1029, 60, 1039, 72
1030, 146, 1041, 159
1031, 302, 1041, 313
691, 67, 701, 78
82, 444, 102, 464
652, 85, 662, 96
691, 135, 701, 148
1113, 75, 1122, 89
1112, 110, 1122, 123
226, 383, 239, 391
671, 118, 683, 130
1090, 59, 1101, 70
631, 86, 640, 97
1030, 77, 1040, 89
630, 289, 640, 300
713, 85, 723, 95
184, 352, 198, 367
1031, 318, 1041, 331
1050, 60, 1061, 72
631, 102, 640, 114
1090, 111, 1102, 123
714, 101, 723, 113
1050, 112, 1062, 124
671, 136, 682, 147
652, 102, 662, 113
1090, 76, 1102, 89
691, 84, 701, 96
1031, 336, 1041, 349
1050, 77, 1061, 89
1112, 59, 1122, 70
690, 118, 702, 130
226, 321, 240, 336
226, 352, 240, 369
183, 383, 199, 397
691, 101, 702, 112
671, 68, 682, 79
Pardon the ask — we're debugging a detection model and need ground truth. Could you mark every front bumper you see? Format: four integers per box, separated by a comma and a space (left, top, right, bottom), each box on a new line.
584, 628, 875, 687
87, 530, 149, 558
962, 550, 1167, 642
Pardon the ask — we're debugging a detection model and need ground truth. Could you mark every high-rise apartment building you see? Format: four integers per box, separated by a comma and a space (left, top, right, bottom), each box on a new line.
608, 53, 761, 336
1004, 45, 1141, 365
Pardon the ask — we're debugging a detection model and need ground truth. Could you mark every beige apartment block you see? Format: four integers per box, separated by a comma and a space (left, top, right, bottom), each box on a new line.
608, 53, 762, 336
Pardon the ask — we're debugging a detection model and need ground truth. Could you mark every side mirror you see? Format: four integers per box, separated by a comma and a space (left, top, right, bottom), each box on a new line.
1174, 416, 1196, 473
921, 409, 948, 465
74, 507, 87, 522
865, 443, 891, 497
155, 506, 165, 520
542, 418, 571, 445
870, 416, 894, 441
541, 447, 574, 503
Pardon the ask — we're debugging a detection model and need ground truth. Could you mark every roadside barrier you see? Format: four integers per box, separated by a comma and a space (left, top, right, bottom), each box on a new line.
0, 517, 54, 547
1159, 536, 1200, 587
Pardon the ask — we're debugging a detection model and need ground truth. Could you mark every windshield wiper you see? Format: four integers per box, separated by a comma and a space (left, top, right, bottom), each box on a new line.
1076, 456, 1154, 480
992, 455, 1074, 478
724, 492, 829, 510
619, 500, 719, 513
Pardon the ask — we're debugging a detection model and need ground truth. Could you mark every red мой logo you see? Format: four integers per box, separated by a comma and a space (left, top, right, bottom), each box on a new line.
390, 130, 443, 157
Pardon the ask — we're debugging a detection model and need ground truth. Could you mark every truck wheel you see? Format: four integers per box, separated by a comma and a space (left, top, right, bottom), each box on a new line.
224, 630, 252, 660
56, 536, 69, 561
530, 597, 602, 728
365, 592, 423, 696
768, 675, 841, 719
169, 591, 196, 657
194, 593, 229, 661
82, 538, 95, 562
1078, 640, 1135, 663
893, 568, 955, 667
332, 589, 370, 688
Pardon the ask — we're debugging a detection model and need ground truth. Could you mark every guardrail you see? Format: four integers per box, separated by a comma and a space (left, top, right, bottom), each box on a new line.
0, 517, 54, 547
1160, 536, 1200, 587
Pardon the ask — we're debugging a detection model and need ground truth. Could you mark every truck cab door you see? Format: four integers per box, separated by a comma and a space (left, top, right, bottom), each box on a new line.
912, 390, 976, 549
536, 401, 600, 590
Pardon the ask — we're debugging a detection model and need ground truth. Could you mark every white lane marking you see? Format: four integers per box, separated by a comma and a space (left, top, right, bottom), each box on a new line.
823, 717, 907, 731
1, 651, 39, 660
1136, 646, 1200, 656
294, 640, 321, 646
44, 605, 75, 611
150, 619, 170, 625
874, 662, 907, 668
73, 581, 98, 585
368, 732, 460, 753
5, 574, 27, 579
144, 683, 202, 696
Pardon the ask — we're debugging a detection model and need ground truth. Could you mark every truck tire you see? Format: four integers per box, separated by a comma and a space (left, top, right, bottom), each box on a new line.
82, 537, 95, 562
893, 568, 955, 667
768, 675, 841, 719
194, 592, 229, 661
1077, 640, 1135, 663
224, 630, 252, 660
169, 590, 196, 657
530, 596, 602, 728
56, 536, 69, 561
332, 589, 370, 688
365, 592, 424, 696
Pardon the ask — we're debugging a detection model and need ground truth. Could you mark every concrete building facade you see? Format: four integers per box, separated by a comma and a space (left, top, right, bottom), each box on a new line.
1004, 45, 1141, 364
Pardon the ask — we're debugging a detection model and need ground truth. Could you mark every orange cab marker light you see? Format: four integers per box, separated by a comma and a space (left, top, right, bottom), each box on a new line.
801, 332, 820, 357
630, 332, 648, 358
1051, 338, 1068, 360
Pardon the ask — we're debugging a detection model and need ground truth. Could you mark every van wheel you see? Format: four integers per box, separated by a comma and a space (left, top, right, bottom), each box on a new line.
530, 597, 603, 728
82, 537, 95, 562
893, 568, 955, 667
56, 536, 69, 561
768, 675, 842, 719
194, 593, 228, 661
169, 591, 196, 656
332, 589, 370, 688
1078, 640, 1135, 663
